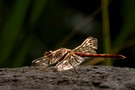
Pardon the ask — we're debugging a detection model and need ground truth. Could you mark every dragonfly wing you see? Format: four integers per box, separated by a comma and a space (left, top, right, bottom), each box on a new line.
56, 54, 85, 71
32, 48, 69, 67
73, 36, 98, 54
32, 56, 50, 68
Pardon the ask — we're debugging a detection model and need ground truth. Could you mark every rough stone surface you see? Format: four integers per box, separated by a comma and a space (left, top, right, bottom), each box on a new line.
0, 66, 135, 90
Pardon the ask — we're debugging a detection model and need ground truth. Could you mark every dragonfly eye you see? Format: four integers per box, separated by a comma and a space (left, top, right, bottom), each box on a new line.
44, 50, 52, 56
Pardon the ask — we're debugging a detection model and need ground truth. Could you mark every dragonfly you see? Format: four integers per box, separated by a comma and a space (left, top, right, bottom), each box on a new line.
32, 36, 126, 71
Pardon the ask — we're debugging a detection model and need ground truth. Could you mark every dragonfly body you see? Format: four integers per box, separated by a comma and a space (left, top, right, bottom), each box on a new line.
32, 48, 85, 71
32, 36, 126, 71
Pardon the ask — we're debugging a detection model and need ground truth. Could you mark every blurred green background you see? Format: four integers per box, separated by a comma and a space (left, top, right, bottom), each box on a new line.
0, 0, 135, 68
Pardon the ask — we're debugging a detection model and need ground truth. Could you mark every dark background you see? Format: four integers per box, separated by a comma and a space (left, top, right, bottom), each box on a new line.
0, 0, 135, 68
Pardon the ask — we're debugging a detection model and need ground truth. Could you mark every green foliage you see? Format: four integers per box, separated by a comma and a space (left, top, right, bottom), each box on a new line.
113, 0, 135, 48
0, 0, 31, 66
101, 0, 112, 65
0, 0, 47, 67
0, 0, 135, 68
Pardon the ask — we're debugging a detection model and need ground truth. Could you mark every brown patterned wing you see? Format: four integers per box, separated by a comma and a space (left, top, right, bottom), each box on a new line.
32, 56, 50, 68
32, 48, 69, 67
56, 53, 85, 71
73, 36, 98, 54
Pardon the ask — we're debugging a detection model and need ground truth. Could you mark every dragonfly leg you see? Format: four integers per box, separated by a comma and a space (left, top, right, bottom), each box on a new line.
68, 59, 78, 73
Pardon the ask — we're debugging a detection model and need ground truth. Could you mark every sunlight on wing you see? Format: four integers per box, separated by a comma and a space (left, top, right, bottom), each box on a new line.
56, 54, 85, 71
32, 48, 69, 68
73, 36, 98, 54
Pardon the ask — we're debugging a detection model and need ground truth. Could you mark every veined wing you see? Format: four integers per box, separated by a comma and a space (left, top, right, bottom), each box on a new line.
56, 53, 85, 71
32, 48, 69, 67
73, 36, 98, 54
32, 56, 50, 68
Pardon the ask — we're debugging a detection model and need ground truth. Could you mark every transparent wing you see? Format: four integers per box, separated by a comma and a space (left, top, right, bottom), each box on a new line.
32, 48, 69, 67
73, 36, 98, 54
32, 56, 50, 68
56, 53, 85, 71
